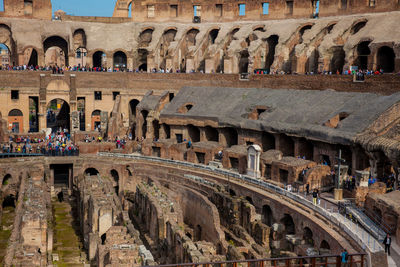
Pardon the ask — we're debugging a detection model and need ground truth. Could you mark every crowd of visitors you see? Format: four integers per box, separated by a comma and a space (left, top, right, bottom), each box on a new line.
1, 131, 79, 156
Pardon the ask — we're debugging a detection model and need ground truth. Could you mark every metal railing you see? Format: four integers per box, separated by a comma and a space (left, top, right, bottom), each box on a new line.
97, 153, 384, 261
143, 253, 365, 267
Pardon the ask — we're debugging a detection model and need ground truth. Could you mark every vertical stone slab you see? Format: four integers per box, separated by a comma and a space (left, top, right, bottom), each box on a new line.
71, 111, 80, 133
100, 111, 108, 133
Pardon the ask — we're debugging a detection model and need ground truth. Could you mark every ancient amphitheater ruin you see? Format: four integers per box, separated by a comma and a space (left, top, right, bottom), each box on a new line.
0, 0, 399, 266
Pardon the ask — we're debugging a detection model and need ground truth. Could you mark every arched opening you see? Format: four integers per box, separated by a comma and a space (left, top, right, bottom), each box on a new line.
160, 29, 177, 69
139, 29, 153, 47
186, 28, 199, 46
93, 51, 106, 68
239, 50, 250, 73
204, 126, 219, 142
280, 214, 295, 234
73, 29, 87, 67
8, 109, 23, 133
129, 99, 140, 137
303, 227, 314, 245
47, 99, 70, 133
110, 169, 119, 195
84, 168, 99, 176
113, 51, 127, 71
262, 205, 273, 227
320, 240, 331, 254
265, 35, 279, 72
330, 46, 345, 73
43, 36, 69, 66
351, 21, 367, 35
299, 25, 313, 43
209, 29, 220, 44
0, 43, 10, 69
187, 124, 200, 142
137, 49, 148, 72
91, 110, 101, 131
0, 24, 15, 66
141, 110, 149, 139
326, 23, 336, 34
2, 195, 15, 208
377, 46, 395, 73
262, 132, 275, 152
355, 41, 371, 70
2, 174, 11, 186
101, 233, 107, 245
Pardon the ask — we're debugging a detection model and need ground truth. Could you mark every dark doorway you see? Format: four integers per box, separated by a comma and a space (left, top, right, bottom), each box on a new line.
29, 96, 39, 132
85, 168, 99, 176
209, 29, 219, 44
43, 36, 69, 66
188, 124, 200, 142
113, 51, 127, 70
377, 46, 395, 73
141, 110, 148, 139
77, 97, 85, 131
262, 132, 275, 151
52, 164, 72, 187
2, 195, 15, 208
110, 169, 119, 195
93, 51, 105, 68
355, 41, 371, 70
280, 214, 295, 234
330, 47, 345, 73
262, 205, 273, 226
239, 50, 250, 73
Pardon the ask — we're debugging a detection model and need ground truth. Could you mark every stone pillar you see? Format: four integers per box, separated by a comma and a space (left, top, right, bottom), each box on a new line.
88, 233, 98, 261
247, 144, 262, 178
199, 127, 207, 142
205, 58, 215, 73
185, 58, 195, 73
100, 111, 108, 135
39, 74, 47, 132
71, 111, 79, 133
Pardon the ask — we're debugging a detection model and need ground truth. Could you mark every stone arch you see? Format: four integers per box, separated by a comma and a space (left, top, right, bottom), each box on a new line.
47, 98, 70, 133
92, 50, 106, 68
186, 28, 200, 46
84, 168, 99, 176
377, 46, 395, 73
113, 51, 127, 70
298, 23, 314, 43
351, 19, 368, 35
73, 29, 87, 49
139, 28, 154, 47
303, 226, 314, 245
280, 213, 295, 234
330, 46, 345, 73
262, 204, 273, 226
326, 22, 337, 34
253, 25, 266, 32
21, 45, 39, 66
2, 194, 15, 208
209, 28, 220, 44
320, 240, 331, 253
0, 24, 15, 65
8, 109, 22, 116
43, 35, 69, 66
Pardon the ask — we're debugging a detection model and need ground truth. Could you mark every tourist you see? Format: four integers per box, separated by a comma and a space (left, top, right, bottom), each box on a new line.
312, 189, 318, 205
306, 183, 310, 195
340, 249, 349, 266
383, 234, 391, 256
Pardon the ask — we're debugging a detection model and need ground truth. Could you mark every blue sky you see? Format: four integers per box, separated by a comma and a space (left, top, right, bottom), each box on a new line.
0, 0, 118, 16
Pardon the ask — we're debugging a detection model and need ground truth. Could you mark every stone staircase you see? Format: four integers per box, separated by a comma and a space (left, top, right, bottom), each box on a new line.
52, 198, 87, 267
